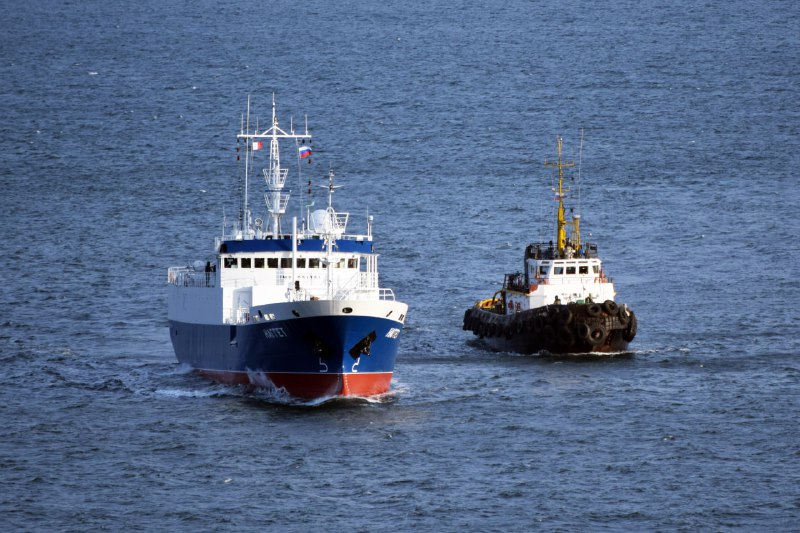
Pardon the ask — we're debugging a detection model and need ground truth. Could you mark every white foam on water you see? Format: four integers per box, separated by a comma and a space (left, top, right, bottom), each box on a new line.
154, 387, 221, 398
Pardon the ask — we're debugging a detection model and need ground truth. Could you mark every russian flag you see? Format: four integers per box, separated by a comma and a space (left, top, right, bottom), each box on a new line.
299, 145, 312, 158
252, 141, 263, 151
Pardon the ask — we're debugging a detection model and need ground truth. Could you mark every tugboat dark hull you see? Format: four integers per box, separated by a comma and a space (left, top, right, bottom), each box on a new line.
463, 301, 637, 355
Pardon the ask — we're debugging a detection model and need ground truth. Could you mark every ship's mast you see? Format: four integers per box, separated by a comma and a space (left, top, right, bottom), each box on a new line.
545, 136, 577, 255
321, 167, 342, 299
243, 97, 251, 234
236, 95, 311, 238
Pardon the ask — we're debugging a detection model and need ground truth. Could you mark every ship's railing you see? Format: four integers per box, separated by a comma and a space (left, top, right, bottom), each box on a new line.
525, 242, 599, 260
333, 233, 369, 241
333, 213, 349, 232
167, 267, 216, 288
331, 271, 381, 299
333, 286, 396, 301
212, 270, 376, 291
378, 288, 396, 301
534, 275, 613, 286
170, 265, 394, 300
215, 231, 372, 243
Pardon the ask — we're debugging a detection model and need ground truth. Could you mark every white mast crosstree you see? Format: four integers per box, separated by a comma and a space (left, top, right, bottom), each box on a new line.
236, 94, 311, 238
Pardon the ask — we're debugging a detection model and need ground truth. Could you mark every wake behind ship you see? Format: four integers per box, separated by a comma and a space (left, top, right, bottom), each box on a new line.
167, 97, 407, 400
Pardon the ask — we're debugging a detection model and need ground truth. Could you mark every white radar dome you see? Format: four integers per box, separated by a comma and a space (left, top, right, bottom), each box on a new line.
311, 209, 333, 234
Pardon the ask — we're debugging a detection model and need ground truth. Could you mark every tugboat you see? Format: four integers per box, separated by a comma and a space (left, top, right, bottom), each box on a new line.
463, 136, 636, 354
167, 97, 408, 399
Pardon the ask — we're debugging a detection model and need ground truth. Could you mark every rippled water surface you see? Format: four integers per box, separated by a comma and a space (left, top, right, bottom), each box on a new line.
2, 0, 799, 530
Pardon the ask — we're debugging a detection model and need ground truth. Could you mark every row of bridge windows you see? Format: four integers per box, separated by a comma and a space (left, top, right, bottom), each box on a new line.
223, 257, 359, 269
538, 264, 600, 276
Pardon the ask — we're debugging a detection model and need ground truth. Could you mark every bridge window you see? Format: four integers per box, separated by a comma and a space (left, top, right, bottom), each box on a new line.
267, 258, 278, 268
254, 258, 264, 268
348, 258, 358, 268
579, 265, 589, 274
593, 265, 600, 274
539, 266, 548, 275
280, 258, 291, 268
566, 266, 576, 275
224, 257, 237, 268
241, 258, 252, 268
297, 258, 306, 268
553, 266, 564, 275
309, 258, 320, 268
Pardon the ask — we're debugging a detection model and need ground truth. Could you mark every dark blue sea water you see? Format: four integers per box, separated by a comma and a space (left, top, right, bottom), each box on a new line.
2, 0, 800, 530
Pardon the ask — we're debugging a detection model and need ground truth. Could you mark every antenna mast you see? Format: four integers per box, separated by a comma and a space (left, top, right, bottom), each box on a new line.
577, 128, 584, 219
236, 95, 312, 238
545, 136, 576, 254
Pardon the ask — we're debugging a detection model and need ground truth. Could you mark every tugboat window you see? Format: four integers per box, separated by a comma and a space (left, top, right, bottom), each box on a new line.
566, 266, 576, 275
554, 266, 564, 275
241, 258, 252, 268
254, 258, 265, 268
539, 266, 548, 275
267, 258, 278, 268
224, 257, 237, 268
579, 265, 589, 274
593, 265, 600, 274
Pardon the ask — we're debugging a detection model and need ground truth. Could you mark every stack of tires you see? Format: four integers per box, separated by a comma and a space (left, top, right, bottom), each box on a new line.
561, 300, 637, 351
462, 300, 636, 352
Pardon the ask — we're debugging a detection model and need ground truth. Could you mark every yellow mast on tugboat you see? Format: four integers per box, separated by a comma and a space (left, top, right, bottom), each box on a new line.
545, 136, 580, 257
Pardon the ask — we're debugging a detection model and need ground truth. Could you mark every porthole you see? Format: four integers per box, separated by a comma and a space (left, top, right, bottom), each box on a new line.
342, 307, 353, 314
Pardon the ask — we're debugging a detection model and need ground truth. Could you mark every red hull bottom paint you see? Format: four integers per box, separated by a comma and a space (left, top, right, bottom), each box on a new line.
198, 370, 393, 400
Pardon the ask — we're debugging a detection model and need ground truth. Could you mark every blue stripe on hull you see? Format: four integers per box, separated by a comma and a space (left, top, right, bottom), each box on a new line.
169, 314, 401, 375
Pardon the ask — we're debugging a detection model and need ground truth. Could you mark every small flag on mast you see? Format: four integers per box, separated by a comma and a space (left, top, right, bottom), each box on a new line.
252, 141, 263, 150
299, 145, 312, 158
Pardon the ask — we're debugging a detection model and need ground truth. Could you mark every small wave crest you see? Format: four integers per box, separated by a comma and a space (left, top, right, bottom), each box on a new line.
153, 387, 226, 398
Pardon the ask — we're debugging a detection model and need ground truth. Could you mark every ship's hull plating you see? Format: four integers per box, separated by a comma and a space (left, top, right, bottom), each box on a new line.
464, 302, 637, 356
170, 311, 404, 400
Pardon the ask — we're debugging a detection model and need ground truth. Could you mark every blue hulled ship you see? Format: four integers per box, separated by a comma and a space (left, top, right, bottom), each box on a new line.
167, 97, 407, 399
